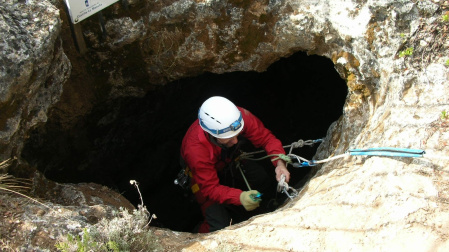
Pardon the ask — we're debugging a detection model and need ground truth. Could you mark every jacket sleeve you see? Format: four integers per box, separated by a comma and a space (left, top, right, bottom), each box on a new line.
184, 141, 243, 205
192, 158, 243, 205
181, 122, 243, 205
240, 108, 286, 166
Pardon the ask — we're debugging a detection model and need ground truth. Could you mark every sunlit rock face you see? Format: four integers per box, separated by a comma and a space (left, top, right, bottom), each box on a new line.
1, 0, 449, 250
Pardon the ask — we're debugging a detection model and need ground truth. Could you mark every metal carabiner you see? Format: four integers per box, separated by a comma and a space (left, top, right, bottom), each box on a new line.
283, 187, 298, 199
277, 174, 298, 199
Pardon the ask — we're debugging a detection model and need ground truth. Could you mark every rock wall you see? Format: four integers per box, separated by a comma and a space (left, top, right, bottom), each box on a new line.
0, 0, 70, 166
1, 0, 449, 250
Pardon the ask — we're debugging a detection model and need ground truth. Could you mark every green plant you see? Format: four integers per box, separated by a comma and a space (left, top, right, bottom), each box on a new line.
399, 47, 414, 57
55, 228, 106, 252
445, 59, 449, 66
441, 110, 449, 120
442, 14, 449, 22
106, 241, 120, 252
400, 33, 407, 43
55, 228, 122, 252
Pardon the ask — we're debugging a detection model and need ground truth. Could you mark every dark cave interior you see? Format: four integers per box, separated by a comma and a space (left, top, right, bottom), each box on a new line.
22, 51, 348, 232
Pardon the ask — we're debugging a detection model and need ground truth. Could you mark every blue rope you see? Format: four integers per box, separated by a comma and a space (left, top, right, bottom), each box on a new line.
348, 147, 425, 158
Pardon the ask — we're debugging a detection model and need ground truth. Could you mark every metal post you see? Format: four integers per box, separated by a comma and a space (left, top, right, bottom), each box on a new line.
72, 23, 88, 54
122, 0, 129, 10
63, 1, 87, 54
97, 11, 108, 41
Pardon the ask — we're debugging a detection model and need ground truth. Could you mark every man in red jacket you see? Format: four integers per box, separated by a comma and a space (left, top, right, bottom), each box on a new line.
180, 96, 290, 233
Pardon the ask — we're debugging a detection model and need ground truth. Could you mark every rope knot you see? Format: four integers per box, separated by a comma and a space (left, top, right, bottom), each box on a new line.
270, 154, 292, 163
277, 154, 292, 163
292, 140, 305, 148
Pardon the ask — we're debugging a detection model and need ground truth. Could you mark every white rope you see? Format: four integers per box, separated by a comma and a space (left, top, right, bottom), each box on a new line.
287, 153, 310, 163
312, 153, 350, 164
239, 139, 321, 159
286, 153, 350, 166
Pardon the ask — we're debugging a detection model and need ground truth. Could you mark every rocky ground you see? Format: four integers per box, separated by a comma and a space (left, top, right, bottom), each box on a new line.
0, 173, 136, 251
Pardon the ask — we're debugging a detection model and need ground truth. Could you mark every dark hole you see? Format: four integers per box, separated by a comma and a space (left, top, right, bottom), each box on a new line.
22, 51, 347, 232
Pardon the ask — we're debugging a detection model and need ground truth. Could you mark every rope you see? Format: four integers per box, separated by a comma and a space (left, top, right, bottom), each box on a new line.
289, 153, 349, 167
288, 147, 444, 167
238, 138, 322, 161
237, 162, 252, 191
239, 140, 443, 167
237, 139, 449, 198
286, 139, 322, 154
239, 153, 281, 162
236, 139, 321, 200
349, 147, 425, 158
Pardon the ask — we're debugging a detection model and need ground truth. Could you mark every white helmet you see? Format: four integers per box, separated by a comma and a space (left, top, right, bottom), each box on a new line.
198, 96, 244, 139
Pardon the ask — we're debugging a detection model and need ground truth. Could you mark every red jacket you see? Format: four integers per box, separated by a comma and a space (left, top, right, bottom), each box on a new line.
180, 107, 285, 206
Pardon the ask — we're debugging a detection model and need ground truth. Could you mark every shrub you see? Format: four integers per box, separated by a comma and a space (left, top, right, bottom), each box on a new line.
56, 181, 161, 252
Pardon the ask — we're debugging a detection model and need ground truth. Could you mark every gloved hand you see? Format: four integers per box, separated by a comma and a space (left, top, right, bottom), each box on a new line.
240, 190, 261, 211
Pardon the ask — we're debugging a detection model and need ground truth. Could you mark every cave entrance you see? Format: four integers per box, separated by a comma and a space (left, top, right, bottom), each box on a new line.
22, 51, 347, 232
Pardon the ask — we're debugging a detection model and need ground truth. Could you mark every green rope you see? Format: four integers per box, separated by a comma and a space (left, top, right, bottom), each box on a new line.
237, 154, 292, 191
236, 162, 252, 191
239, 153, 292, 163
271, 154, 292, 163
237, 139, 322, 164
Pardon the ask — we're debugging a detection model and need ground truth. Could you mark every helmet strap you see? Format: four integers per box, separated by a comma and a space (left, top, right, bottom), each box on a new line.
209, 134, 228, 150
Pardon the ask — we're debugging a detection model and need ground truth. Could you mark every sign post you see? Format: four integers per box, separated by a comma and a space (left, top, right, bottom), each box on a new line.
64, 0, 119, 24
63, 0, 119, 54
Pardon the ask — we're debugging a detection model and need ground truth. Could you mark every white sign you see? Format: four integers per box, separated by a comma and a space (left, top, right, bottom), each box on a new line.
64, 0, 119, 24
